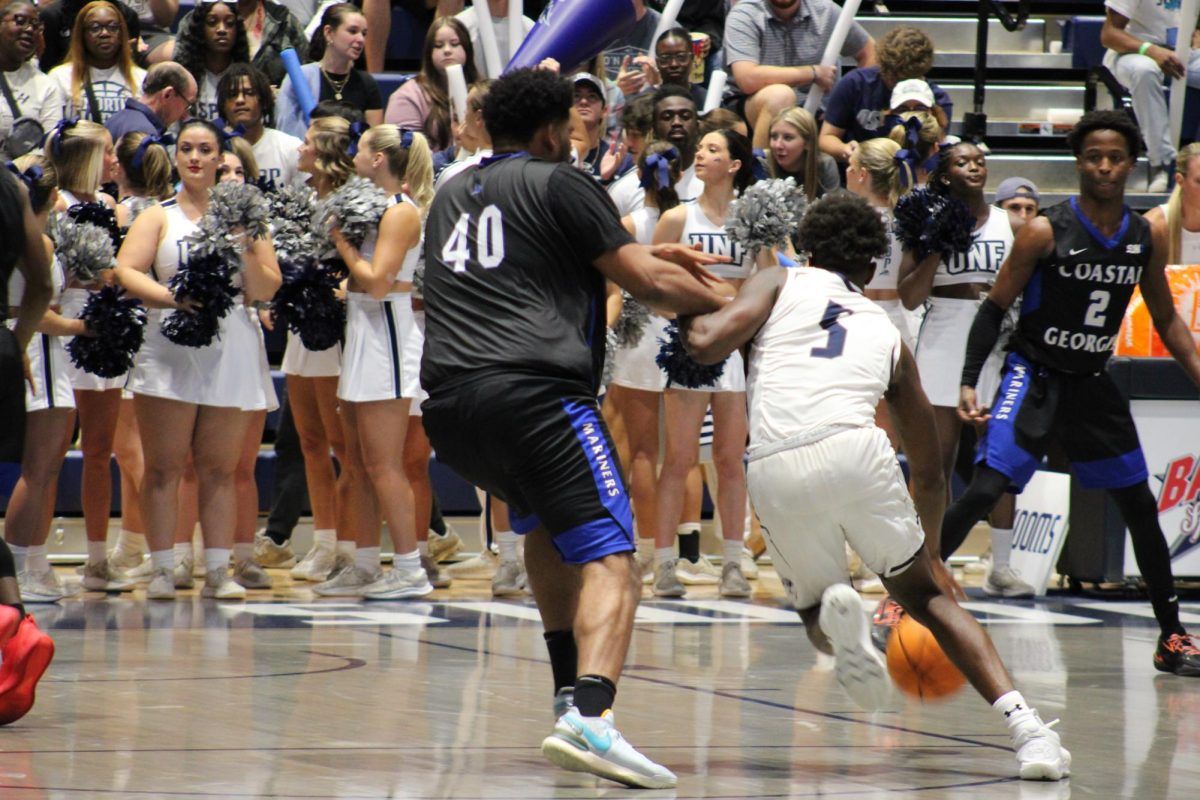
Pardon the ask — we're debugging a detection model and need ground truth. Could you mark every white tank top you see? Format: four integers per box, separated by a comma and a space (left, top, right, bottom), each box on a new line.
629, 206, 659, 246
932, 205, 1013, 287
8, 253, 65, 307
681, 200, 752, 280
151, 199, 201, 285
1158, 203, 1200, 264
360, 193, 423, 282
865, 207, 903, 291
747, 267, 900, 453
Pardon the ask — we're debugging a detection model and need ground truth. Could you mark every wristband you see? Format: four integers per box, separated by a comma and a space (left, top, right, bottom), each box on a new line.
1138, 41, 1153, 56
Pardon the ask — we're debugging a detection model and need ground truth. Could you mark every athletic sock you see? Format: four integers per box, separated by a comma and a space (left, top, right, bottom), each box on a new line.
722, 538, 742, 568
393, 549, 420, 573
993, 690, 1030, 725
677, 525, 701, 563
574, 674, 617, 717
990, 528, 1014, 569
9, 545, 27, 573
204, 548, 231, 575
543, 629, 578, 693
26, 546, 49, 574
655, 546, 675, 567
355, 546, 380, 573
150, 549, 176, 571
86, 540, 107, 566
116, 529, 146, 553
636, 536, 654, 561
336, 540, 356, 559
496, 530, 519, 563
417, 540, 429, 558
232, 542, 254, 565
313, 529, 336, 550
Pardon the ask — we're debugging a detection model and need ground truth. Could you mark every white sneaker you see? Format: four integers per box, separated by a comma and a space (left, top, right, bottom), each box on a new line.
17, 569, 65, 603
652, 559, 686, 598
1148, 166, 1170, 193
233, 560, 273, 590
291, 545, 337, 582
676, 555, 721, 585
636, 550, 655, 585
740, 548, 759, 580
108, 545, 147, 572
1007, 706, 1071, 780
444, 548, 498, 580
491, 559, 527, 597
719, 562, 752, 598
125, 556, 157, 580
542, 708, 677, 789
81, 560, 137, 592
312, 565, 380, 597
146, 567, 176, 600
421, 554, 451, 589
362, 567, 434, 600
984, 565, 1037, 599
253, 531, 296, 568
819, 583, 890, 712
201, 568, 246, 600
427, 529, 462, 563
174, 555, 195, 589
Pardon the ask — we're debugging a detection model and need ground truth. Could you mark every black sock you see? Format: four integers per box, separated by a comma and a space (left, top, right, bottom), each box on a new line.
429, 493, 446, 536
543, 629, 577, 693
265, 529, 290, 546
1110, 483, 1186, 638
678, 529, 701, 563
574, 674, 616, 717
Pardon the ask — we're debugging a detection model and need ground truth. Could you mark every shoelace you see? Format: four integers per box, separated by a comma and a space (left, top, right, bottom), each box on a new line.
1166, 634, 1200, 655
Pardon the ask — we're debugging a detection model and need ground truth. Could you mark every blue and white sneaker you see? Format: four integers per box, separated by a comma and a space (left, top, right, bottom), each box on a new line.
552, 687, 574, 720
541, 708, 677, 789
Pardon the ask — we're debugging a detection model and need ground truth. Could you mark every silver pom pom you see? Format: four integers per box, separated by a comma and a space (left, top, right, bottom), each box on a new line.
314, 176, 390, 249
602, 326, 618, 387
123, 196, 157, 224
613, 290, 650, 347
268, 185, 319, 262
208, 181, 271, 241
725, 178, 807, 257
51, 214, 116, 283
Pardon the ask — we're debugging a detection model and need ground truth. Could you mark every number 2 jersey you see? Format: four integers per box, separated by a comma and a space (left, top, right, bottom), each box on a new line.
747, 267, 900, 455
1011, 198, 1152, 375
420, 155, 634, 394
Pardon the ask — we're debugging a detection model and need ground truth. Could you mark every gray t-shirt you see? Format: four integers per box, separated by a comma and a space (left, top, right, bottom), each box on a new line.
603, 9, 662, 79
724, 0, 870, 101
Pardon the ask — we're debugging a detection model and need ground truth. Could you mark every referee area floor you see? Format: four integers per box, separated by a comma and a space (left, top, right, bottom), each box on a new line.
2, 520, 1197, 798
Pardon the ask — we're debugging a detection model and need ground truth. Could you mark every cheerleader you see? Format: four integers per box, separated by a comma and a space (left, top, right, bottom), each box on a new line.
896, 142, 1027, 596
49, 119, 141, 585
651, 129, 757, 600
887, 110, 941, 189
285, 114, 354, 585
115, 118, 282, 600
4, 158, 85, 602
323, 124, 434, 599
1145, 142, 1200, 264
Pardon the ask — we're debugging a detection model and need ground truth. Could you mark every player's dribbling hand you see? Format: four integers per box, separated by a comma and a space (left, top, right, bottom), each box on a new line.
957, 385, 990, 424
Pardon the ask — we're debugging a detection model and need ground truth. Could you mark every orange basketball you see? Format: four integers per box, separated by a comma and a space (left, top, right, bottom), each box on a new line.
886, 615, 967, 701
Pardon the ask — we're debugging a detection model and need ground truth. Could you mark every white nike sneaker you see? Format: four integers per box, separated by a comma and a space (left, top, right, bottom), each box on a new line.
819, 583, 890, 712
361, 568, 434, 600
541, 708, 677, 789
252, 531, 296, 569
81, 560, 137, 592
1007, 706, 1071, 780
312, 565, 380, 597
201, 568, 246, 600
291, 545, 337, 582
984, 566, 1037, 599
676, 555, 720, 585
444, 548, 498, 580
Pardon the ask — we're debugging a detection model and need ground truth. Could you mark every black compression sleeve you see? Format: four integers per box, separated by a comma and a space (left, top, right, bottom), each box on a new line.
961, 298, 1006, 389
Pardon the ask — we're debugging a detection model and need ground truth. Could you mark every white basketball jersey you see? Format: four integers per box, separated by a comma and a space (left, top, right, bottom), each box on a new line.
747, 268, 900, 452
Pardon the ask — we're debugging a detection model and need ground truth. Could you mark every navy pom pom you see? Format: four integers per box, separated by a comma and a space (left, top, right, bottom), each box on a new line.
66, 286, 146, 378
160, 253, 239, 348
893, 187, 976, 262
655, 319, 725, 389
270, 256, 346, 352
67, 201, 122, 249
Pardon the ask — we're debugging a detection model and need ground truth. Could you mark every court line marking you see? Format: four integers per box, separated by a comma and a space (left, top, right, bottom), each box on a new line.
40, 650, 365, 684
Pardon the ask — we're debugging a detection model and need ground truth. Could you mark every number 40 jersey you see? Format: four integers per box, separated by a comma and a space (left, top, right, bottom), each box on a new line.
747, 267, 901, 455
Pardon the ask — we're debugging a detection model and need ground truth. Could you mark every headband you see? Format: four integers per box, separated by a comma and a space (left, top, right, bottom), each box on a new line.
639, 146, 678, 190
131, 132, 174, 170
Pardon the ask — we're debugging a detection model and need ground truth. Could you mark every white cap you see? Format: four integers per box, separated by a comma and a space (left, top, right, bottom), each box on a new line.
890, 79, 935, 111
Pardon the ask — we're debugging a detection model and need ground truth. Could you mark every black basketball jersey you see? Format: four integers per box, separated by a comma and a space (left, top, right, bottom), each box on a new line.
1012, 198, 1152, 375
420, 154, 634, 393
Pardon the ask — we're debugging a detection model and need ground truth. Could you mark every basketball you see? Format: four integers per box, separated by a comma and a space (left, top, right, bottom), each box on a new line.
886, 615, 967, 701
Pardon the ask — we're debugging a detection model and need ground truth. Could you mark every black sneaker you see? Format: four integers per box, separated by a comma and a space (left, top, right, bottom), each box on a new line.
1154, 633, 1200, 677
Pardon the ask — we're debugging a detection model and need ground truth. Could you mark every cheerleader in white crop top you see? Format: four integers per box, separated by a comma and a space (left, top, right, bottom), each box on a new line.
115, 119, 283, 600
1145, 177, 1200, 265
649, 129, 756, 595
327, 124, 436, 597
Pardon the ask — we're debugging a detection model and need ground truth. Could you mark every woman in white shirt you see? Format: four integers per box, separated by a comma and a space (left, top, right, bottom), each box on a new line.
48, 2, 145, 124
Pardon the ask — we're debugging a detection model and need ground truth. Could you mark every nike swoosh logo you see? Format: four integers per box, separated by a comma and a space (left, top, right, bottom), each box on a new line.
1068, 247, 1087, 256
568, 717, 613, 753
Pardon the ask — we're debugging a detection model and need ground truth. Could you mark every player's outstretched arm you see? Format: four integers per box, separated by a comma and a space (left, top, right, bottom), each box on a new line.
679, 267, 786, 364
593, 243, 730, 317
1142, 214, 1200, 388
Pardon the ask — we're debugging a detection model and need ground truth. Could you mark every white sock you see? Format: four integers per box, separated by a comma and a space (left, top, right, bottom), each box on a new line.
636, 537, 654, 560
150, 549, 176, 571
417, 540, 429, 557
394, 549, 420, 572
173, 542, 192, 562
233, 542, 254, 565
117, 530, 146, 553
496, 530, 519, 563
313, 529, 336, 549
723, 539, 742, 567
355, 546, 380, 572
992, 690, 1030, 724
677, 523, 701, 537
9, 544, 28, 573
27, 545, 49, 574
336, 540, 356, 558
204, 548, 231, 575
991, 528, 1014, 570
87, 540, 108, 566
655, 546, 675, 567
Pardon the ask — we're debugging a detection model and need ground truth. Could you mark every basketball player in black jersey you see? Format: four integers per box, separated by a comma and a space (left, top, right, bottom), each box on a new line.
947, 110, 1200, 676
420, 68, 728, 789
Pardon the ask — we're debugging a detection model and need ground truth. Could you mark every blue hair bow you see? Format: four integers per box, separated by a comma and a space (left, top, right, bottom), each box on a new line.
220, 124, 246, 151
639, 146, 678, 190
5, 161, 42, 192
46, 117, 80, 157
347, 121, 369, 156
399, 128, 414, 149
892, 115, 926, 189
131, 132, 175, 170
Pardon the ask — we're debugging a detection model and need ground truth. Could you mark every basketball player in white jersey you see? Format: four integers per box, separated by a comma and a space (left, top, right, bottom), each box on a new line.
677, 193, 1070, 782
